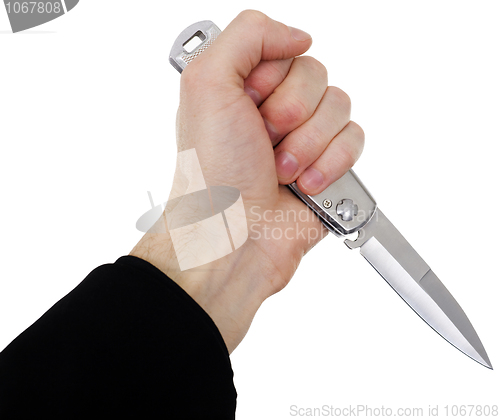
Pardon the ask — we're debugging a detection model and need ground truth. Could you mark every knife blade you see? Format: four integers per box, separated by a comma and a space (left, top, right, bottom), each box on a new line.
169, 20, 492, 369
345, 209, 492, 369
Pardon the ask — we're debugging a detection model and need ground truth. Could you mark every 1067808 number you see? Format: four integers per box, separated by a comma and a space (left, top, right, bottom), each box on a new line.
444, 405, 498, 417
5, 2, 62, 14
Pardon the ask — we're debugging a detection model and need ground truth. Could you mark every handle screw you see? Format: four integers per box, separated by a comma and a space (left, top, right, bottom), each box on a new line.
322, 199, 332, 209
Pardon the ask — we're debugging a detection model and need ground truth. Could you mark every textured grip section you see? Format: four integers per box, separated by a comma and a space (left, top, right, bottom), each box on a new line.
180, 26, 221, 66
169, 21, 222, 73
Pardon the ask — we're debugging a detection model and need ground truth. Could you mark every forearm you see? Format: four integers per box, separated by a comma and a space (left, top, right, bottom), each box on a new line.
0, 256, 237, 418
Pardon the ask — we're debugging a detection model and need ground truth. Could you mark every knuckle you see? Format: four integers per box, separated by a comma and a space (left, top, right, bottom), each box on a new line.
238, 9, 267, 27
335, 144, 357, 170
349, 121, 365, 148
336, 121, 364, 165
328, 86, 351, 114
254, 60, 288, 92
298, 56, 328, 81
295, 125, 324, 152
328, 123, 366, 173
281, 96, 310, 126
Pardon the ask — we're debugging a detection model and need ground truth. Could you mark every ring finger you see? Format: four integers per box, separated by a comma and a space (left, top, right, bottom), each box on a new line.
297, 121, 365, 195
273, 86, 351, 183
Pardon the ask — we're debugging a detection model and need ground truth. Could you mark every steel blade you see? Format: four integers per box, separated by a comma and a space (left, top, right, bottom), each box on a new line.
345, 209, 492, 369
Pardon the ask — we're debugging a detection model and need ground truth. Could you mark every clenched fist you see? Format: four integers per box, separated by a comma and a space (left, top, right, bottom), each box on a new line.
131, 10, 364, 353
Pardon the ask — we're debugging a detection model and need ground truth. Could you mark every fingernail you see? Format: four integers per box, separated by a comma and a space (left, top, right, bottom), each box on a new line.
289, 26, 312, 42
244, 86, 261, 106
300, 168, 324, 192
263, 118, 279, 144
275, 151, 299, 180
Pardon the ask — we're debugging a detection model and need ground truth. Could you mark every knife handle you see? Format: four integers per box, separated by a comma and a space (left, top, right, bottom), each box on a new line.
288, 171, 376, 236
170, 21, 221, 73
169, 21, 378, 237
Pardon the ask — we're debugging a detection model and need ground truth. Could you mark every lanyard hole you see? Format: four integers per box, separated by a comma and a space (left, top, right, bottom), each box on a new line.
183, 31, 206, 53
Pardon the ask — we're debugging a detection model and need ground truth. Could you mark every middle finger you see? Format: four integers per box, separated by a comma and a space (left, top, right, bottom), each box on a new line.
258, 56, 328, 146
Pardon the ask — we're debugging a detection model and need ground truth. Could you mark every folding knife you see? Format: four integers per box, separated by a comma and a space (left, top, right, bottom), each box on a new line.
169, 21, 492, 369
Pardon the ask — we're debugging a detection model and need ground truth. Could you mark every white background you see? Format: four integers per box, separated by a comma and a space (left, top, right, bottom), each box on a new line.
1, 1, 499, 418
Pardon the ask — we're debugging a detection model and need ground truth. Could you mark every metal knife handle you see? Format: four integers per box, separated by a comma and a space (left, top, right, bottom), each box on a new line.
289, 172, 376, 236
169, 21, 221, 73
169, 21, 377, 238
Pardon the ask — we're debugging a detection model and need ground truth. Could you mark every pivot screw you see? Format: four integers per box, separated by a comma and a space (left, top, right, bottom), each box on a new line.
336, 199, 358, 222
322, 199, 332, 209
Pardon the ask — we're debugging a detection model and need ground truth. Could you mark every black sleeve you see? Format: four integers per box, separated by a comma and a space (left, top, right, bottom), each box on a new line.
0, 256, 237, 419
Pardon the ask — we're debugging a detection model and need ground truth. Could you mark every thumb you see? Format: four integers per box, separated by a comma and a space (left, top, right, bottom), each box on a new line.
186, 10, 312, 81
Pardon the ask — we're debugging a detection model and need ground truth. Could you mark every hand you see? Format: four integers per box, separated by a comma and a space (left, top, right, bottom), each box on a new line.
130, 10, 364, 353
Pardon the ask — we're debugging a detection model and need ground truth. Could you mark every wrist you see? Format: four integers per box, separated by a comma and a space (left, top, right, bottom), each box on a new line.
130, 223, 273, 353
